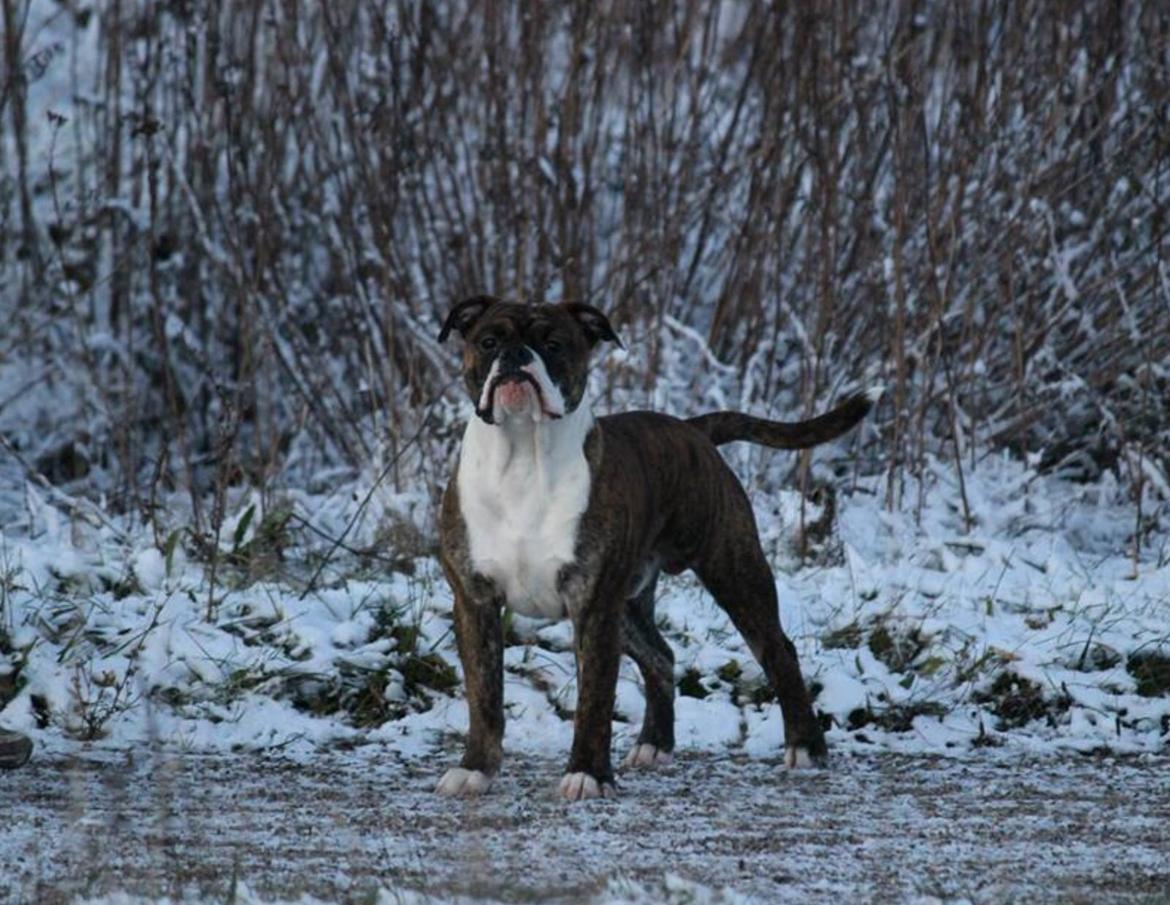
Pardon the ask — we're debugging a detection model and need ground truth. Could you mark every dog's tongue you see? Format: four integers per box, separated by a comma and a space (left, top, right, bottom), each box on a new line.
496, 380, 532, 410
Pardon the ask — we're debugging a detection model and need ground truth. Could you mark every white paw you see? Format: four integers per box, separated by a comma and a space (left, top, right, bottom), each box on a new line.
558, 772, 615, 801
785, 746, 814, 769
621, 743, 674, 770
436, 767, 493, 797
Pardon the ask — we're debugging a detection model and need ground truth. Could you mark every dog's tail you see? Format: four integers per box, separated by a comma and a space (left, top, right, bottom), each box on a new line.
687, 386, 882, 450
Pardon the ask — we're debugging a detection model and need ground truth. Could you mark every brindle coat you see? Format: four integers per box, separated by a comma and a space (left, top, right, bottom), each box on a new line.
438, 297, 873, 792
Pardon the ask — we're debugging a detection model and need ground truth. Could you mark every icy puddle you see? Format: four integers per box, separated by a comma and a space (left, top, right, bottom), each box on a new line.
3, 749, 1168, 904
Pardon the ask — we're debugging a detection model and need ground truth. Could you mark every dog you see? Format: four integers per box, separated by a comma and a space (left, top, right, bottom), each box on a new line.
434, 296, 876, 800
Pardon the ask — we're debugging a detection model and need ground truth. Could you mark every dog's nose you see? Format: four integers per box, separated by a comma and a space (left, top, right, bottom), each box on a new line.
499, 345, 533, 370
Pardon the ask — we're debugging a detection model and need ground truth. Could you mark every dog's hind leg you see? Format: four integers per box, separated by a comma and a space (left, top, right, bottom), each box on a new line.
693, 497, 827, 767
620, 573, 675, 769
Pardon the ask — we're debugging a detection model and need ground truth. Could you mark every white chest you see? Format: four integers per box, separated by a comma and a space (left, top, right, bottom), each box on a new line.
456, 408, 593, 620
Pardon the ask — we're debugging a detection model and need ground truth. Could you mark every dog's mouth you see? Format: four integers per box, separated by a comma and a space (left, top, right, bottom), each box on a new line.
477, 371, 562, 423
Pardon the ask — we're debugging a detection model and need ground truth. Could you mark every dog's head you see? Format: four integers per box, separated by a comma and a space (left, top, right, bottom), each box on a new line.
438, 296, 621, 424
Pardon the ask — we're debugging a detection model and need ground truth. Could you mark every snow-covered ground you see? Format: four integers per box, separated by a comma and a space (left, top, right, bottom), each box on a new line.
2, 445, 1168, 767
3, 373, 1169, 905
3, 2, 1167, 771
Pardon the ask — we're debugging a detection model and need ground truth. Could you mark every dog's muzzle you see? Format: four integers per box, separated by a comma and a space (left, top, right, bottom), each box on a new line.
476, 370, 561, 424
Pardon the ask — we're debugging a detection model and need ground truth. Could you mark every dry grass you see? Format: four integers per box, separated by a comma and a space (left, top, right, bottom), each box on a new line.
1, 1, 1167, 535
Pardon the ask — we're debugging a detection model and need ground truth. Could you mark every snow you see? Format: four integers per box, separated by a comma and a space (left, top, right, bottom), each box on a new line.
73, 881, 753, 905
2, 445, 1167, 769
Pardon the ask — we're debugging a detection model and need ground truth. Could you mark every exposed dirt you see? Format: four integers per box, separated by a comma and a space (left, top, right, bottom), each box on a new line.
3, 748, 1169, 903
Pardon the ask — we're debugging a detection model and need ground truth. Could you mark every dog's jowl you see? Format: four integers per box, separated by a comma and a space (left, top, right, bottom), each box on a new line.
435, 296, 877, 801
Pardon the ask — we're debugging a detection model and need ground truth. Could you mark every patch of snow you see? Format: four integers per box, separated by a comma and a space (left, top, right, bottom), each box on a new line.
0, 447, 1168, 774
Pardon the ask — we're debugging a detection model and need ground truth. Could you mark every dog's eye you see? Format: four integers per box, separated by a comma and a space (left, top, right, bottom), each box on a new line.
544, 339, 562, 354
478, 335, 499, 353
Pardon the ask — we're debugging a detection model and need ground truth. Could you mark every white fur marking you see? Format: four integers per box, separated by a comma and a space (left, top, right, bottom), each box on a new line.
458, 369, 593, 620
476, 357, 502, 412
436, 767, 493, 797
621, 743, 673, 770
559, 772, 614, 801
477, 348, 566, 420
865, 384, 886, 404
520, 352, 566, 419
785, 746, 813, 769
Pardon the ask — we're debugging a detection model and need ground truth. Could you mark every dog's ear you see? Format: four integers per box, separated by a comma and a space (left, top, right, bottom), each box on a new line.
564, 303, 623, 349
439, 295, 499, 342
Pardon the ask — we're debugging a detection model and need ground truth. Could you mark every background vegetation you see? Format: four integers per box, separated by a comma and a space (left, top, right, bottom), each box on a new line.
2, 0, 1167, 541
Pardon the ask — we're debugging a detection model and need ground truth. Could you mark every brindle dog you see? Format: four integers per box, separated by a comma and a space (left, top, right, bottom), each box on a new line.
435, 296, 876, 800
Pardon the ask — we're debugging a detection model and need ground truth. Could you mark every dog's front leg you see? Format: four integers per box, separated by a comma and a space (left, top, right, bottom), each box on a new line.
436, 584, 504, 797
561, 597, 621, 801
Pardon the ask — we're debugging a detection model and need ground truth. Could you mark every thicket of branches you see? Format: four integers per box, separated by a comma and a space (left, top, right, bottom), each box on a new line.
2, 1, 1167, 537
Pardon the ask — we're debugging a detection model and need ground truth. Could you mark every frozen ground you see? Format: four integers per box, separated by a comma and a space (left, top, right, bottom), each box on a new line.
3, 748, 1168, 904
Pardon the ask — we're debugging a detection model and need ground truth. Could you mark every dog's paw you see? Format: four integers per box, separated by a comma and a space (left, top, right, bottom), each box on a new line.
558, 772, 616, 801
784, 746, 826, 769
621, 743, 674, 770
436, 767, 493, 797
